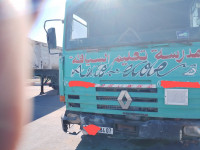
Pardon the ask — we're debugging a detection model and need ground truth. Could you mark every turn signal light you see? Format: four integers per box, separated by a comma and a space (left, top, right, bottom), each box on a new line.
60, 96, 65, 102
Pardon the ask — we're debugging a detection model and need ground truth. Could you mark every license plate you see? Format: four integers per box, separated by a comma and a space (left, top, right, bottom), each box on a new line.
98, 127, 113, 135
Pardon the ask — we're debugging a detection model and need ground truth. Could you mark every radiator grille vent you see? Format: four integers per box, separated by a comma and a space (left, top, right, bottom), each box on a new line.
97, 96, 157, 103
96, 87, 157, 93
97, 105, 158, 112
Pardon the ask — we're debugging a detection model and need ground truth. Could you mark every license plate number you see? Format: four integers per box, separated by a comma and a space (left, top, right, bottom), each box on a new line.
98, 127, 113, 135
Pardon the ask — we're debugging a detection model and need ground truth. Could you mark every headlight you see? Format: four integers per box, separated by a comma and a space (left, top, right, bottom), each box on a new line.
184, 126, 200, 137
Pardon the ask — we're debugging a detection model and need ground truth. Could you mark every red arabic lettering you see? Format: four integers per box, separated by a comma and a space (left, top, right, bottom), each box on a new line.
176, 50, 185, 63
186, 49, 200, 58
151, 49, 158, 53
85, 54, 107, 63
114, 51, 148, 63
72, 54, 84, 64
155, 49, 179, 59
72, 54, 109, 64
155, 49, 185, 63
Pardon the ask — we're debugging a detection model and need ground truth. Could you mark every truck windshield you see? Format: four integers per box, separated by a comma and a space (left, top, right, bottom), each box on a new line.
66, 0, 200, 50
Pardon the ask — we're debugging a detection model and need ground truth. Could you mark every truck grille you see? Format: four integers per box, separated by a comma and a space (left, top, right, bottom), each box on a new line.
96, 85, 158, 114
67, 84, 158, 116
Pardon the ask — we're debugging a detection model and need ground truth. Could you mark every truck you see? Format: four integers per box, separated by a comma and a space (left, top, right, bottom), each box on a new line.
46, 0, 200, 142
31, 40, 61, 94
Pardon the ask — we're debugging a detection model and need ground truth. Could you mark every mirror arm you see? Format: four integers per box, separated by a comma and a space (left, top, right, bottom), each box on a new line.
44, 19, 64, 34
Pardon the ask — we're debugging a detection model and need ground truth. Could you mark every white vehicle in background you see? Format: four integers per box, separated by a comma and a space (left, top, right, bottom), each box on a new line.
31, 40, 61, 94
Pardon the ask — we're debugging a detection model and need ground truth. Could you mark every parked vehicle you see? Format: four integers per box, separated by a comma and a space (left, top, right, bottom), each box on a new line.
31, 40, 61, 94
46, 0, 200, 142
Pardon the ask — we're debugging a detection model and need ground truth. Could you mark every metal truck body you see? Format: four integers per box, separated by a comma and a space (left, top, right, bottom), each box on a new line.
31, 40, 61, 91
58, 0, 200, 141
32, 40, 61, 70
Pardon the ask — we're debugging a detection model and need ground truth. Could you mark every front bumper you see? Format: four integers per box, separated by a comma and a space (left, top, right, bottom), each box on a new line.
61, 111, 200, 141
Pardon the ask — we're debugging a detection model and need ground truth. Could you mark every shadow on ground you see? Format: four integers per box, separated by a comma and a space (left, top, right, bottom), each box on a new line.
32, 90, 64, 121
76, 135, 200, 150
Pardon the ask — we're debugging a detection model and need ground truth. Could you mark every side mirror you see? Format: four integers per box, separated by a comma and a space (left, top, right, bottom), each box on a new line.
47, 28, 57, 49
191, 1, 200, 27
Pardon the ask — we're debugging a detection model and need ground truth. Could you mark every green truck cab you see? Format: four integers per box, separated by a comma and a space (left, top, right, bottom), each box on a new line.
48, 0, 200, 141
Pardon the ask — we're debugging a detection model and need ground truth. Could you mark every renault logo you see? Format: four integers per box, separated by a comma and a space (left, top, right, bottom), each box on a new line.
117, 90, 132, 109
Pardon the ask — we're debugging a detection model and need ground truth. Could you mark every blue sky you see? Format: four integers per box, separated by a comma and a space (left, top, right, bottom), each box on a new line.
29, 0, 66, 46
